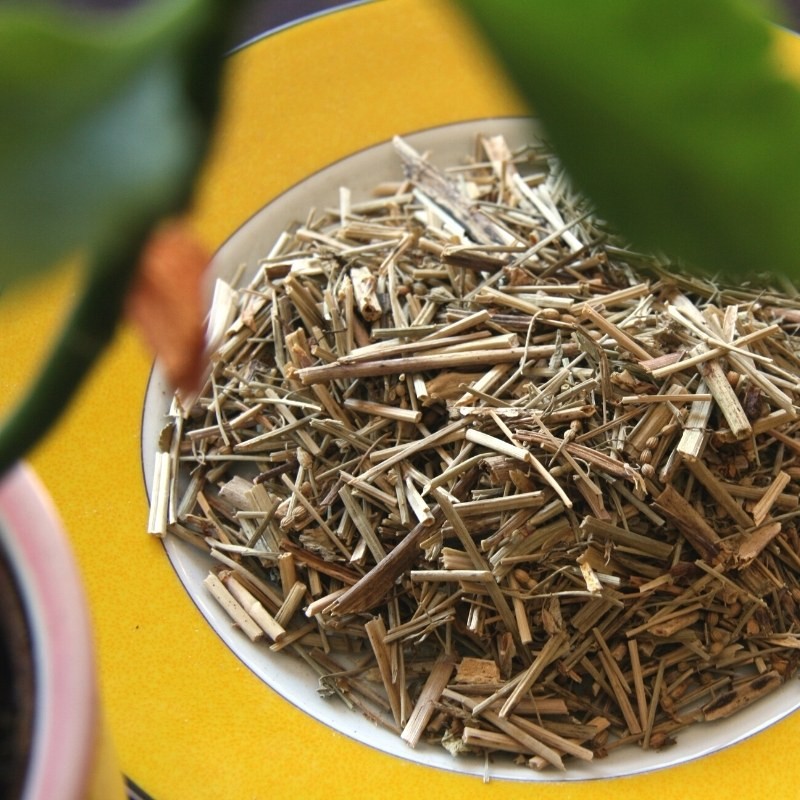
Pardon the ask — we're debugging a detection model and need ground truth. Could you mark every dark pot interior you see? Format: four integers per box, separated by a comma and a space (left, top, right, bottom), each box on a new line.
0, 539, 35, 800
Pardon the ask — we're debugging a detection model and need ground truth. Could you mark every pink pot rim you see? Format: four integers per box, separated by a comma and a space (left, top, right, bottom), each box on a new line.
0, 463, 98, 800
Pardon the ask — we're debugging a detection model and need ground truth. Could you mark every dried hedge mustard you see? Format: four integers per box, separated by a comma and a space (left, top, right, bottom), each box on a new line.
149, 132, 800, 772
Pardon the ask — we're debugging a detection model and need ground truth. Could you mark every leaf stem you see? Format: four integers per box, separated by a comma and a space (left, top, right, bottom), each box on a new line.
0, 235, 144, 477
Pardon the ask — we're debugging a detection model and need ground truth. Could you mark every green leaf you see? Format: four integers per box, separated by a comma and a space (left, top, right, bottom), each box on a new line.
0, 0, 238, 472
458, 0, 800, 279
0, 0, 219, 285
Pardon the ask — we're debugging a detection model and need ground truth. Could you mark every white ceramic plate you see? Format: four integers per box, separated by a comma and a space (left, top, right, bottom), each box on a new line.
141, 117, 800, 782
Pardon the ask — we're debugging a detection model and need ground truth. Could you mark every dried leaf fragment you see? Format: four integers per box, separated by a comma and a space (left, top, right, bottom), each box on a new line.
125, 217, 209, 391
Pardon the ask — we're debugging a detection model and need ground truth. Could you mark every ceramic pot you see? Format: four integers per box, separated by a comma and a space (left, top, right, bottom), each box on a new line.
0, 464, 125, 800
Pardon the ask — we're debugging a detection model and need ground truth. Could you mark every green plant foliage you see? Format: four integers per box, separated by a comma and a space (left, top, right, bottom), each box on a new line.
459, 0, 800, 278
0, 0, 217, 285
0, 0, 237, 473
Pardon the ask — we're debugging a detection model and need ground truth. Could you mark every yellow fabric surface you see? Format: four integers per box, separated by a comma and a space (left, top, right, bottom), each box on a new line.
2, 2, 800, 798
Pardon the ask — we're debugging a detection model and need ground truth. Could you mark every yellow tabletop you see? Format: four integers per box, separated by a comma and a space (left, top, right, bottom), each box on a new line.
3, 2, 800, 798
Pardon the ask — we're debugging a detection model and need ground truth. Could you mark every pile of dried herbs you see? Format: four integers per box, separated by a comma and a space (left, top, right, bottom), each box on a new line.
149, 132, 800, 772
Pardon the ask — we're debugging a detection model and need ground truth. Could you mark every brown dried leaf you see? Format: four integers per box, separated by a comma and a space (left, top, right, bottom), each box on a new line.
125, 217, 209, 392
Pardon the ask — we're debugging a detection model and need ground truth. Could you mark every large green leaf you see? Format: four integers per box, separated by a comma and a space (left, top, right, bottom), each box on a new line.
459, 0, 800, 279
0, 0, 238, 473
0, 0, 218, 285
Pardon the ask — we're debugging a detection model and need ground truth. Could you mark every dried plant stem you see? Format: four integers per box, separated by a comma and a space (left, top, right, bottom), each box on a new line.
153, 132, 800, 776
